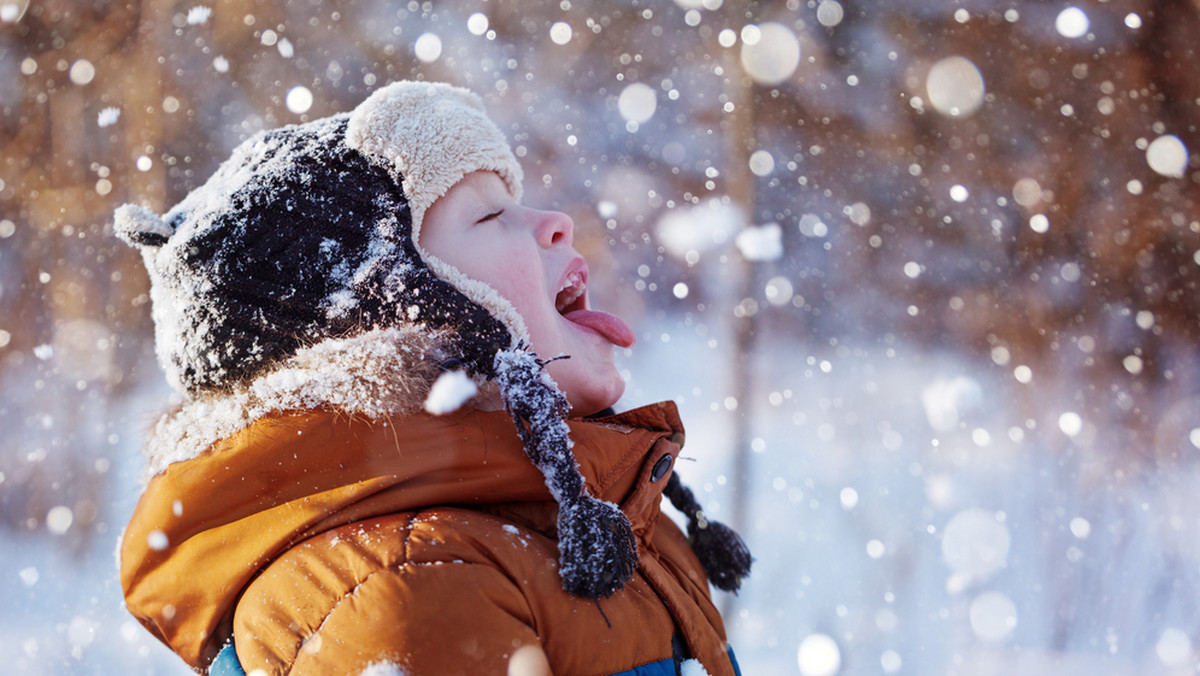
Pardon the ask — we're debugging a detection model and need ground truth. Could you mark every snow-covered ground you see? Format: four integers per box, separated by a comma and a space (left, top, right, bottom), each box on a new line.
621, 313, 1200, 675
3, 380, 188, 674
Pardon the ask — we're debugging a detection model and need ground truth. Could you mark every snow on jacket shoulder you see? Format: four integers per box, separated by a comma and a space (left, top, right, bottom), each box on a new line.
118, 329, 738, 676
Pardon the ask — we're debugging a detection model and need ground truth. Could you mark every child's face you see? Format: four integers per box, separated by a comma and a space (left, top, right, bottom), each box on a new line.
420, 171, 635, 415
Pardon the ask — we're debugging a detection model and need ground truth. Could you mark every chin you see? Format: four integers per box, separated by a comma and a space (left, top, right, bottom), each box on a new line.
554, 364, 626, 417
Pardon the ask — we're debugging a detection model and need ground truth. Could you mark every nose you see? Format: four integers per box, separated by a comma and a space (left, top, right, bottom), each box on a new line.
531, 207, 574, 249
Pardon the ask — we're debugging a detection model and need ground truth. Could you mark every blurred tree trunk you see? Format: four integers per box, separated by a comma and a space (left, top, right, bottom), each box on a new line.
719, 1, 760, 615
0, 1, 168, 546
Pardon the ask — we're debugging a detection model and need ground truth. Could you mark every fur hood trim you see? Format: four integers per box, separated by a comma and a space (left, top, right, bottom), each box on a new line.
142, 327, 446, 477
347, 81, 531, 347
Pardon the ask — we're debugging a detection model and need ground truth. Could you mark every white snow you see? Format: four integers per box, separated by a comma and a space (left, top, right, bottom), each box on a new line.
941, 508, 1010, 580
816, 1, 844, 28
1029, 213, 1049, 233
926, 56, 985, 118
656, 200, 739, 260
763, 276, 793, 306
970, 591, 1018, 641
617, 83, 657, 125
734, 223, 782, 262
359, 661, 407, 676
18, 567, 38, 586
549, 21, 572, 45
325, 289, 358, 319
66, 616, 98, 651
1013, 177, 1043, 206
1058, 411, 1083, 437
739, 22, 800, 85
796, 633, 840, 676
839, 487, 858, 509
68, 59, 94, 86
423, 370, 478, 415
797, 213, 828, 238
1055, 7, 1089, 39
9, 6, 1199, 674
414, 33, 442, 62
45, 506, 73, 535
466, 13, 488, 35
880, 649, 902, 673
186, 6, 211, 25
97, 106, 120, 128
1155, 628, 1192, 667
920, 375, 982, 431
146, 530, 169, 550
1069, 517, 1091, 539
1146, 135, 1188, 178
285, 85, 313, 114
747, 150, 774, 177
0, 3, 24, 22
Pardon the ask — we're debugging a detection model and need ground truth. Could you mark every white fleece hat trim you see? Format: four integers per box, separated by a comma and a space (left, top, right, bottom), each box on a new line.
346, 81, 530, 346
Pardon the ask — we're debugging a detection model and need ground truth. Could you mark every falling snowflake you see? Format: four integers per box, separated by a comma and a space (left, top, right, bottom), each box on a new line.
423, 370, 478, 415
186, 6, 211, 25
97, 106, 120, 127
735, 223, 783, 262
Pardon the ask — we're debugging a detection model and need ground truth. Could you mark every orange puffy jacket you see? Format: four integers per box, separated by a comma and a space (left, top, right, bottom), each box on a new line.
119, 331, 739, 676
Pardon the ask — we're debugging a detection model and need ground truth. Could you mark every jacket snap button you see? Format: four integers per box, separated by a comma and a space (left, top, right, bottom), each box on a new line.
650, 455, 672, 482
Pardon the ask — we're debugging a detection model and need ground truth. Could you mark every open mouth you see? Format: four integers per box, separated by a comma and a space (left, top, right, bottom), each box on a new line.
555, 271, 587, 315
551, 265, 636, 348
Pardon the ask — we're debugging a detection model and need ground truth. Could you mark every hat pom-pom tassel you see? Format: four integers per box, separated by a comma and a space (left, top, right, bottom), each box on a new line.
686, 511, 753, 593
664, 472, 752, 593
556, 495, 638, 599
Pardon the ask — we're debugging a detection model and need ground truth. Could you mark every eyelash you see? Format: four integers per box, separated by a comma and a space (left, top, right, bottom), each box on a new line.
476, 209, 503, 224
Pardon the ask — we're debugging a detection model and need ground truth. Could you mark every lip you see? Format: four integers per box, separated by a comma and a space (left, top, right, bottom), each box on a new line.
555, 256, 590, 310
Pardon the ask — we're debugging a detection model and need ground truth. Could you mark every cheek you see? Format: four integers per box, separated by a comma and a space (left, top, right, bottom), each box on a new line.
480, 261, 549, 318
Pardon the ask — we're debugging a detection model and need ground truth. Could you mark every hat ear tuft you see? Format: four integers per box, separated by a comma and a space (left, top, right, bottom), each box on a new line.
114, 204, 173, 248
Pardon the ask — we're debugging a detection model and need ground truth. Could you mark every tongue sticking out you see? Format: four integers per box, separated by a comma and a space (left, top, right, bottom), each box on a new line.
563, 309, 636, 348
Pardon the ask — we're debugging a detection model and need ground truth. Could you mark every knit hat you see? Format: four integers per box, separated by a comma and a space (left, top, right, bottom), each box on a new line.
114, 81, 750, 597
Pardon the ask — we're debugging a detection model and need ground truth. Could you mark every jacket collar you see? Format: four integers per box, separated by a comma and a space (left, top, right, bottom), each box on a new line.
139, 326, 446, 476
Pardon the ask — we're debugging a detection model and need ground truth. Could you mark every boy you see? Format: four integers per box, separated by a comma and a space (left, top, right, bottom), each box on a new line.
116, 81, 749, 675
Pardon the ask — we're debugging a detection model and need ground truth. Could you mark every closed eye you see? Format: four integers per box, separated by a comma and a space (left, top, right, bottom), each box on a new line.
476, 209, 504, 225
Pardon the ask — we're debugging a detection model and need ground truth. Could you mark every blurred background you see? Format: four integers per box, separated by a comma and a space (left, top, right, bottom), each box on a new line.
2, 0, 1198, 673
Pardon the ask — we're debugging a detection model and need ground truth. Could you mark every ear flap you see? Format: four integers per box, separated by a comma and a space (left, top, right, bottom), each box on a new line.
113, 204, 173, 248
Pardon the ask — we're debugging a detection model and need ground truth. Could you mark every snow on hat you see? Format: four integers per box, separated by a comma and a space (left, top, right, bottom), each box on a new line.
114, 83, 522, 393
114, 81, 749, 598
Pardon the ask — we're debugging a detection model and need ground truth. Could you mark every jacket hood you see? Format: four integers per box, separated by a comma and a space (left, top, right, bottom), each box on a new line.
119, 329, 685, 668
